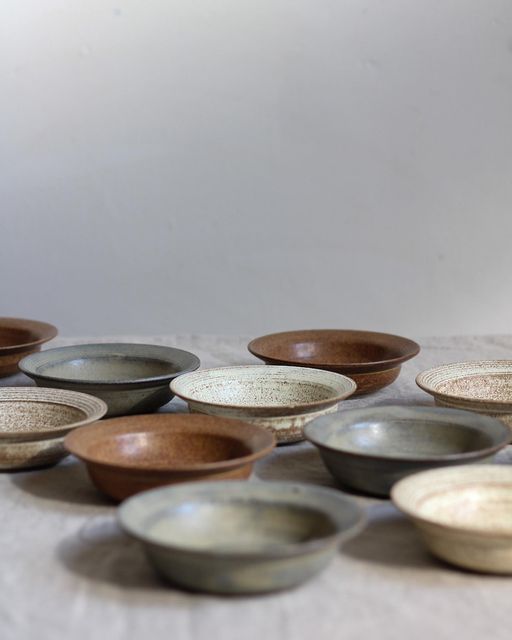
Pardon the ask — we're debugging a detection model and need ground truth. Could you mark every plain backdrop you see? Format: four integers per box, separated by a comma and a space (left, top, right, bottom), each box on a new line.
2, 0, 512, 338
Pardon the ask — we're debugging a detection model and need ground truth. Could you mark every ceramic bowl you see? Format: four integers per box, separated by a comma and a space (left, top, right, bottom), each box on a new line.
248, 329, 420, 395
417, 360, 512, 427
304, 406, 511, 497
19, 343, 200, 417
0, 317, 57, 378
119, 480, 365, 593
170, 365, 357, 444
392, 465, 512, 573
0, 387, 107, 469
65, 414, 276, 501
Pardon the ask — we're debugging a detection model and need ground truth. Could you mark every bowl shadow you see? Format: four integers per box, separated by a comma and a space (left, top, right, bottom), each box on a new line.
342, 503, 441, 570
10, 458, 112, 508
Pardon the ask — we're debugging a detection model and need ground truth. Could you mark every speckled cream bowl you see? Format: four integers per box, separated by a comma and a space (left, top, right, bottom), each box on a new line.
0, 387, 107, 469
392, 465, 512, 574
417, 361, 512, 427
170, 365, 357, 444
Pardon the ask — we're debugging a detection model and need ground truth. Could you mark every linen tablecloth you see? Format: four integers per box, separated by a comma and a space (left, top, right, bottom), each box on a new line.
2, 334, 512, 640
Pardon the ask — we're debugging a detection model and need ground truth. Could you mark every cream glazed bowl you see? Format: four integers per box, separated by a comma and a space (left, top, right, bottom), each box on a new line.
417, 361, 512, 427
392, 465, 512, 574
0, 387, 107, 469
170, 365, 357, 444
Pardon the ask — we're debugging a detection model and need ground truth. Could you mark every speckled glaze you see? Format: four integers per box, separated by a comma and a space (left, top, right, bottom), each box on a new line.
248, 330, 420, 395
417, 361, 512, 427
170, 365, 357, 444
0, 387, 107, 469
305, 406, 511, 496
119, 481, 365, 594
0, 317, 57, 377
392, 465, 512, 574
19, 343, 200, 417
65, 414, 275, 501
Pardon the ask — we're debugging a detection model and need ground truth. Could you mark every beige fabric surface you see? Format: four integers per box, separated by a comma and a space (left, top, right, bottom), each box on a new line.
2, 334, 512, 640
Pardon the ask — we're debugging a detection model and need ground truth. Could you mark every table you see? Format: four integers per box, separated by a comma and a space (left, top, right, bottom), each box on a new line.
2, 334, 512, 640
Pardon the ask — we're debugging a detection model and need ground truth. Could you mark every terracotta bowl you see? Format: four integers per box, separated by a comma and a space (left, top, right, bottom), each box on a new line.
417, 361, 512, 427
0, 387, 107, 469
0, 317, 57, 378
65, 414, 276, 501
392, 465, 512, 574
19, 343, 200, 417
305, 406, 511, 497
118, 480, 365, 594
248, 330, 420, 395
170, 365, 357, 444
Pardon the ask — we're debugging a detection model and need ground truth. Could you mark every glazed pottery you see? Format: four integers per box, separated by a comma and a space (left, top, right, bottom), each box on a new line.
305, 406, 511, 497
392, 465, 512, 574
118, 480, 365, 593
65, 414, 275, 501
0, 317, 57, 377
170, 365, 356, 444
417, 360, 512, 427
248, 329, 420, 395
0, 387, 107, 469
19, 343, 200, 417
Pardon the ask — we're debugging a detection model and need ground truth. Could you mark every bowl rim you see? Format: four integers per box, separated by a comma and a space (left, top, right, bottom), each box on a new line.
391, 465, 512, 539
118, 480, 366, 559
18, 342, 201, 386
304, 405, 512, 463
0, 387, 107, 442
416, 360, 512, 408
0, 317, 58, 353
64, 414, 276, 472
248, 329, 420, 372
169, 365, 357, 413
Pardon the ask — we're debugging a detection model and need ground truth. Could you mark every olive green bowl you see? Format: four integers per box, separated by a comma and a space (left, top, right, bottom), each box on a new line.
304, 405, 511, 497
118, 481, 365, 594
19, 343, 200, 417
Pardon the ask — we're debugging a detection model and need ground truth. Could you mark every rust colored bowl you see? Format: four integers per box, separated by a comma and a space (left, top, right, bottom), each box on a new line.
0, 317, 57, 378
248, 329, 420, 395
64, 414, 276, 501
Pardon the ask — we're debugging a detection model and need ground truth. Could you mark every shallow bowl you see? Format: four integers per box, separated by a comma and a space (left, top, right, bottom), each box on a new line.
248, 329, 420, 395
0, 317, 57, 377
392, 465, 512, 573
170, 365, 356, 444
19, 343, 200, 417
304, 406, 511, 496
119, 480, 365, 593
65, 414, 275, 501
417, 360, 512, 427
0, 387, 107, 469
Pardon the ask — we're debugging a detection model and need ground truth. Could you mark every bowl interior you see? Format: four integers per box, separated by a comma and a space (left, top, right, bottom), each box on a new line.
249, 330, 418, 367
410, 483, 512, 534
0, 401, 87, 435
176, 370, 343, 408
80, 431, 253, 467
437, 373, 512, 402
139, 500, 338, 552
320, 419, 495, 458
39, 355, 179, 383
0, 327, 37, 349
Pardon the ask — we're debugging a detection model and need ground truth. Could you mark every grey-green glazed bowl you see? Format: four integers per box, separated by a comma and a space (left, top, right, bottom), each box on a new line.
118, 481, 365, 594
19, 343, 200, 417
304, 405, 512, 497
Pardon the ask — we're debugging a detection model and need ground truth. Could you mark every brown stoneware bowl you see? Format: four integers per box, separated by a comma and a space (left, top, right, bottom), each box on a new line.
248, 330, 420, 395
0, 317, 57, 377
64, 414, 276, 501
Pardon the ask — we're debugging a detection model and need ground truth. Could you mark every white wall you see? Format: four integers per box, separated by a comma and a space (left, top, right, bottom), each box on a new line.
2, 0, 512, 338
